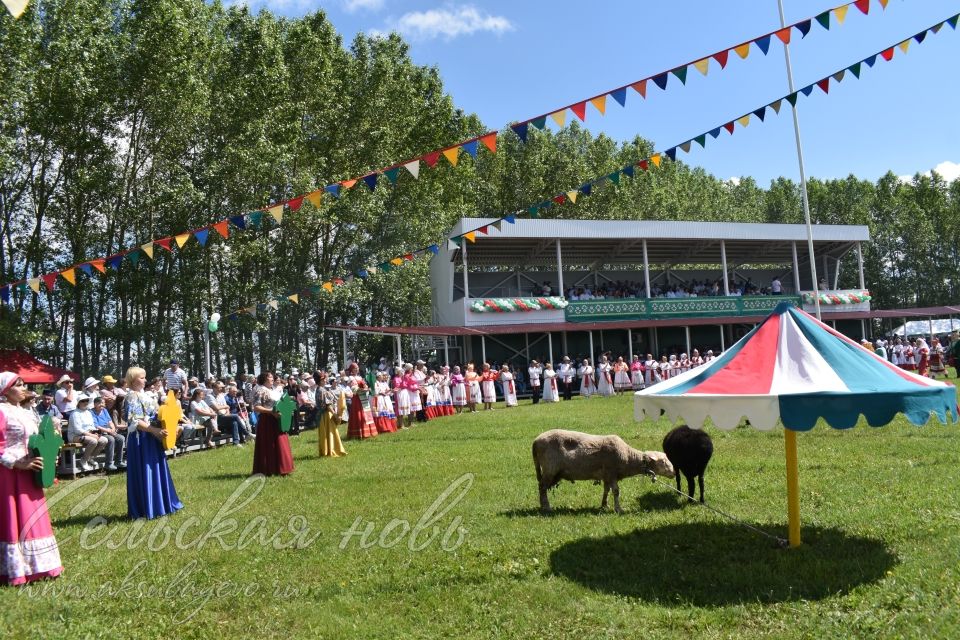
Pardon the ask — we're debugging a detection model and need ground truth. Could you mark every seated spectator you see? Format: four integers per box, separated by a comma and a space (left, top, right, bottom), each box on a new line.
208, 382, 249, 446
36, 389, 65, 434
225, 384, 254, 436
189, 388, 221, 448
91, 396, 125, 471
54, 375, 77, 420
297, 382, 317, 429
67, 393, 106, 471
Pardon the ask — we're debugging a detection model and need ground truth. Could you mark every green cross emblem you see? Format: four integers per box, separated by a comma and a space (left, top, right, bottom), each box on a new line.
28, 415, 64, 488
276, 392, 296, 433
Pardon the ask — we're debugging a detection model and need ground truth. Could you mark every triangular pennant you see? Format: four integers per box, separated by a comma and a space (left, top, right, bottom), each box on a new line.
448, 238, 461, 250
90, 259, 106, 273
652, 72, 669, 90
106, 255, 123, 270
723, 121, 736, 134
322, 282, 333, 292
796, 19, 812, 38
736, 115, 751, 128
195, 229, 209, 246
423, 151, 441, 167
769, 99, 782, 114
712, 49, 729, 69
478, 225, 489, 235
571, 102, 587, 121
504, 214, 516, 223
175, 233, 191, 248
708, 127, 722, 138
560, 190, 577, 205
0, 286, 8, 303
608, 172, 621, 185
510, 123, 529, 143
229, 215, 246, 230
42, 273, 58, 291
930, 22, 943, 34
774, 27, 792, 45
590, 95, 607, 115
341, 179, 357, 190
854, 0, 870, 15
28, 278, 40, 293
848, 62, 862, 78
580, 184, 593, 196
463, 232, 476, 243
949, 15, 959, 29
880, 47, 894, 61
3, 1, 29, 19
357, 269, 369, 279
78, 263, 92, 276
833, 5, 849, 25
246, 306, 258, 317
815, 11, 830, 30
650, 154, 661, 167
266, 205, 282, 223
325, 184, 341, 198
550, 110, 567, 127
17, 283, 28, 293
693, 134, 706, 149
128, 250, 141, 266
864, 54, 877, 67
366, 266, 377, 275
754, 35, 771, 55
693, 58, 710, 76
670, 66, 688, 85
61, 268, 76, 285
631, 80, 647, 98
638, 160, 649, 171
733, 43, 751, 59
428, 244, 440, 255
380, 263, 393, 273
479, 133, 497, 154
384, 167, 401, 184
306, 191, 323, 209
753, 107, 766, 121
362, 173, 378, 191
622, 165, 635, 178
530, 116, 547, 130
266, 299, 277, 310
832, 70, 846, 83
155, 237, 173, 252
462, 140, 479, 158
491, 220, 502, 231
610, 87, 627, 107
913, 30, 927, 44
879, 0, 889, 7
800, 85, 814, 97
678, 142, 691, 154
442, 147, 459, 167
214, 220, 229, 239
403, 253, 414, 262
288, 294, 299, 304
786, 92, 799, 106
249, 211, 263, 228
404, 160, 421, 179
897, 39, 910, 54
665, 148, 677, 162
287, 196, 304, 211
527, 205, 540, 219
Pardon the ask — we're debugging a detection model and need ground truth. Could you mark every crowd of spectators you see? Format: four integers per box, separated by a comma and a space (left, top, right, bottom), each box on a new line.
530, 276, 785, 300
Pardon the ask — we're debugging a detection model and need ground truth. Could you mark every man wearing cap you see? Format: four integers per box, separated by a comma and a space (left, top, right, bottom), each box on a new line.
83, 376, 101, 403
54, 374, 77, 419
558, 356, 575, 401
67, 393, 107, 471
163, 359, 189, 394
527, 360, 542, 405
100, 375, 120, 410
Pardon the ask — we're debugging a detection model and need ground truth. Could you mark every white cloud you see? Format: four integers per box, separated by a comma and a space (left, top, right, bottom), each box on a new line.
727, 177, 741, 186
386, 4, 514, 41
343, 0, 385, 13
899, 161, 960, 184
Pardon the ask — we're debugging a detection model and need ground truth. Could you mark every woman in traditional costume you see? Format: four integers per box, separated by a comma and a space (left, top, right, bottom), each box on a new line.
314, 372, 347, 457
464, 363, 481, 413
929, 337, 946, 378
578, 359, 595, 398
629, 355, 644, 390
480, 363, 500, 410
916, 338, 931, 377
0, 373, 63, 586
450, 366, 466, 413
597, 356, 615, 397
345, 364, 377, 439
541, 363, 560, 403
500, 365, 518, 407
251, 372, 295, 476
438, 366, 455, 416
613, 356, 631, 393
373, 372, 397, 433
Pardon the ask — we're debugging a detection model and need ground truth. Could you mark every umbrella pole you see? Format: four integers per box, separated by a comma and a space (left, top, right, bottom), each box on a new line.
784, 428, 801, 547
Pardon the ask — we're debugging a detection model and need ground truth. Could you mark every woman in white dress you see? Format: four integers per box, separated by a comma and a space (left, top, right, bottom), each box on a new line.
596, 356, 615, 397
450, 366, 466, 413
500, 364, 518, 407
613, 356, 632, 392
659, 356, 671, 381
541, 363, 560, 402
643, 354, 659, 387
578, 359, 595, 398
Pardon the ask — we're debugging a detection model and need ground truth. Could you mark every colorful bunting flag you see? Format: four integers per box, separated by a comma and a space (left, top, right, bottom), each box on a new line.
428, 244, 440, 255
800, 85, 814, 97
724, 121, 736, 134
693, 134, 706, 149
128, 250, 141, 266
462, 140, 479, 158
42, 273, 57, 291
832, 70, 846, 83
175, 233, 191, 248
28, 278, 40, 293
404, 160, 421, 179
90, 259, 106, 274
479, 133, 497, 154
267, 300, 278, 310
712, 49, 729, 69
61, 268, 76, 286
816, 11, 830, 30
566, 191, 578, 204
848, 61, 862, 78
770, 99, 782, 114
288, 294, 299, 304
755, 35, 772, 55
141, 242, 154, 259
550, 110, 567, 127
665, 148, 677, 162
834, 5, 849, 25
854, 0, 870, 15
442, 147, 460, 167
79, 263, 92, 276
229, 215, 246, 230
287, 196, 304, 211
652, 72, 669, 90
155, 238, 173, 252
753, 107, 766, 121
3, 1, 29, 20
708, 127, 722, 138
650, 154, 662, 167
631, 80, 647, 98
736, 115, 751, 127
693, 58, 710, 76
580, 184, 593, 196
571, 102, 587, 121
362, 174, 378, 191
106, 255, 122, 270
880, 47, 894, 61
214, 220, 229, 238
897, 39, 910, 53
325, 184, 341, 198
195, 229, 209, 246
463, 232, 476, 243
530, 116, 547, 130
796, 19, 812, 38
306, 190, 324, 207
671, 66, 688, 85
0, 287, 8, 303
269, 204, 284, 222
774, 27, 792, 45
504, 214, 516, 224
249, 211, 263, 229
511, 123, 529, 143
610, 87, 627, 107
322, 282, 333, 293
590, 95, 607, 115
734, 43, 751, 59
384, 167, 401, 184
341, 179, 357, 190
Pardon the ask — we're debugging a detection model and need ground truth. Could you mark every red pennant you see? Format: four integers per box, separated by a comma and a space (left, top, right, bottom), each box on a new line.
712, 49, 729, 69
638, 160, 649, 171
478, 226, 489, 235
155, 237, 173, 252
42, 273, 58, 291
552, 195, 565, 205
723, 122, 735, 134
774, 28, 792, 44
570, 102, 587, 121
287, 196, 304, 211
403, 253, 414, 261
334, 278, 345, 285
479, 133, 497, 153
854, 0, 870, 15
880, 47, 894, 61
423, 151, 441, 167
631, 80, 647, 98
90, 259, 106, 273
214, 220, 229, 239
816, 78, 830, 94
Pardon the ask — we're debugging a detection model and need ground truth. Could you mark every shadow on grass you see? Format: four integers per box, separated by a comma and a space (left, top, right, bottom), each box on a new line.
550, 523, 896, 606
199, 472, 250, 480
633, 491, 684, 512
53, 512, 128, 528
501, 506, 609, 518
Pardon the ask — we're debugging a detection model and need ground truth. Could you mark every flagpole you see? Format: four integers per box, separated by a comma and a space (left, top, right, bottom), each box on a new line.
777, 0, 821, 322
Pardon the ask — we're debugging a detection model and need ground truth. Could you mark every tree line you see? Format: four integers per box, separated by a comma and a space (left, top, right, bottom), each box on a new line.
1, 0, 958, 376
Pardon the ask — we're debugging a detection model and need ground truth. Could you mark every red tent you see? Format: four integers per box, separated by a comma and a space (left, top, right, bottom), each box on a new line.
0, 350, 78, 385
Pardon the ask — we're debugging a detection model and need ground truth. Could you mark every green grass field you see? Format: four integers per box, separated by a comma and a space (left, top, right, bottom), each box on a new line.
3, 394, 960, 639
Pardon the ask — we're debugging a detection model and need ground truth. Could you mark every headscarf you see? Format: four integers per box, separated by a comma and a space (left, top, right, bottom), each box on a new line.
0, 371, 19, 397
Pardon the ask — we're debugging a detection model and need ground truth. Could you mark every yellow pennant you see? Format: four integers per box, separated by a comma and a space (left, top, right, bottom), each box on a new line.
269, 205, 283, 223
734, 43, 751, 59
61, 268, 76, 285
590, 95, 607, 115
833, 5, 848, 25
693, 58, 710, 76
390, 257, 403, 266
463, 232, 476, 243
879, 0, 889, 7
268, 300, 278, 310
737, 115, 751, 128
650, 154, 662, 167
287, 294, 299, 304
140, 242, 154, 259
566, 191, 578, 204
306, 190, 323, 209
28, 278, 40, 293
550, 110, 567, 127
175, 233, 190, 248
898, 39, 910, 54
442, 147, 460, 167
322, 282, 333, 292
2, 1, 29, 19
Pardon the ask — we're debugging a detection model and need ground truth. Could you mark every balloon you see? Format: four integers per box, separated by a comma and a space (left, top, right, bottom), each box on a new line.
208, 320, 218, 332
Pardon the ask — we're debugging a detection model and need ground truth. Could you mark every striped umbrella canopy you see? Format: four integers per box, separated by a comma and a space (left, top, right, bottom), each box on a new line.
634, 302, 957, 547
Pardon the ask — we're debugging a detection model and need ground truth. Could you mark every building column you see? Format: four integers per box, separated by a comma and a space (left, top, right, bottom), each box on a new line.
791, 241, 801, 292
548, 333, 554, 364
642, 239, 651, 298
556, 240, 564, 296
721, 239, 730, 296
856, 242, 865, 290
524, 333, 530, 364
685, 326, 691, 356
588, 331, 595, 363
481, 334, 487, 364
719, 325, 725, 351
342, 330, 348, 369
462, 238, 470, 299
444, 336, 450, 367
627, 329, 633, 361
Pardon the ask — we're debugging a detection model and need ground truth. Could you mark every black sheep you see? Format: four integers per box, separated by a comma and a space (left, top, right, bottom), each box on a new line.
662, 425, 713, 503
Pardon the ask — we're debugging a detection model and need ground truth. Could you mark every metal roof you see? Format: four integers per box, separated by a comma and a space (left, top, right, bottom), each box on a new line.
448, 218, 869, 268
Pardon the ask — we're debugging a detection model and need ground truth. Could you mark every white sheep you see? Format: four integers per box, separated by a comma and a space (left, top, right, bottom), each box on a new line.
532, 429, 675, 513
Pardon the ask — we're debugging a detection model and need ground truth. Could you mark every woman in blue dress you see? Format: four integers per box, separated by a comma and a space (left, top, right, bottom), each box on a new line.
124, 367, 183, 519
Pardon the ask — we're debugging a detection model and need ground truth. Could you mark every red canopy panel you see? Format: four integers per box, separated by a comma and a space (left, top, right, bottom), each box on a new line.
0, 350, 79, 385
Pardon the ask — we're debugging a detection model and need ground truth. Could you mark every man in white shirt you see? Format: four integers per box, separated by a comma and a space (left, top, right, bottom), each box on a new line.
771, 277, 782, 295
163, 359, 189, 393
54, 374, 78, 419
528, 360, 542, 405
67, 393, 107, 471
557, 356, 575, 401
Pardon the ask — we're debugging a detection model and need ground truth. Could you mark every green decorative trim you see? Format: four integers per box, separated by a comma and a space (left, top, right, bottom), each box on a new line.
564, 295, 801, 322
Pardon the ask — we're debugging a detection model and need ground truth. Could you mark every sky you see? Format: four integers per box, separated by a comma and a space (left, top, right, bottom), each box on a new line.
228, 0, 960, 186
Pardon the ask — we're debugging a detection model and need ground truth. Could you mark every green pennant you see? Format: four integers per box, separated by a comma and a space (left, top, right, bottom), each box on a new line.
384, 167, 401, 184
17, 283, 28, 293
815, 11, 830, 30
694, 134, 707, 148
786, 92, 799, 107
848, 61, 862, 78
249, 211, 263, 229
527, 206, 540, 218
530, 116, 547, 130
380, 262, 393, 273
671, 66, 688, 85
450, 236, 462, 247
608, 172, 621, 186
127, 249, 141, 266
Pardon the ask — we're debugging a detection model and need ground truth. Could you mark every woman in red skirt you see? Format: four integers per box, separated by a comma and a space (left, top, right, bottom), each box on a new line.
251, 372, 294, 476
346, 364, 377, 439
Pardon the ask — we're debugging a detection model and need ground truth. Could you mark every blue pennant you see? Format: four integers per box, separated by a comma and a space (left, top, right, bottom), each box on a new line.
0, 287, 8, 304
622, 165, 635, 178
511, 122, 529, 143
755, 35, 771, 55
362, 173, 378, 191
610, 87, 627, 107
504, 215, 516, 224
652, 72, 669, 90
428, 244, 440, 255
579, 184, 592, 196
665, 147, 677, 162
461, 140, 478, 157
800, 85, 814, 97
708, 127, 722, 139
753, 107, 766, 121
195, 229, 209, 247
324, 184, 340, 198
796, 19, 812, 38
229, 215, 246, 230
106, 255, 123, 270
863, 54, 877, 67
384, 167, 401, 184
357, 269, 368, 279
79, 263, 93, 276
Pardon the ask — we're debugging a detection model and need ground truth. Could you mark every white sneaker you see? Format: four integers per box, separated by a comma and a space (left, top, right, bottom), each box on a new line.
82, 461, 96, 471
